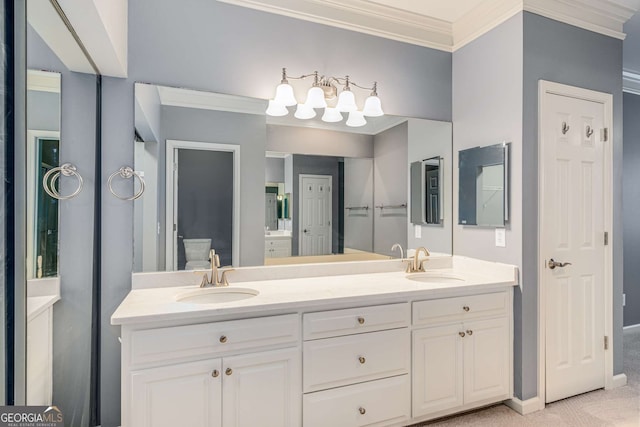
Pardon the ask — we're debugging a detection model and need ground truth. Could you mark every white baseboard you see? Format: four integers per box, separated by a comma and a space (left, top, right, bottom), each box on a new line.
609, 373, 628, 389
623, 323, 640, 335
504, 396, 542, 415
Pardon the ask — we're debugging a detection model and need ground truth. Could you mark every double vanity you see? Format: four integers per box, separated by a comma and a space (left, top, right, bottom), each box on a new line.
112, 255, 517, 427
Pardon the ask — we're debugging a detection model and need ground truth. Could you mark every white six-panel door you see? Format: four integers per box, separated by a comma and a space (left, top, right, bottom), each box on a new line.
299, 175, 332, 256
541, 90, 606, 403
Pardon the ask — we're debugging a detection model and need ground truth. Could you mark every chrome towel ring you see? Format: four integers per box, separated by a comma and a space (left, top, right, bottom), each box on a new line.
42, 163, 84, 200
108, 166, 145, 201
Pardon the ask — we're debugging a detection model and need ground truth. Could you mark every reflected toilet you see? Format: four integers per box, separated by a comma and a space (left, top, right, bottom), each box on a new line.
183, 238, 212, 270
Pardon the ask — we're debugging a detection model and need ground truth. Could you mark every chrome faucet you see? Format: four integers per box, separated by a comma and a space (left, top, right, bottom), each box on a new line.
391, 243, 404, 259
407, 246, 430, 273
200, 249, 235, 287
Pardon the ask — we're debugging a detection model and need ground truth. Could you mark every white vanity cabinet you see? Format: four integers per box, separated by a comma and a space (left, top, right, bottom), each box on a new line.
122, 314, 301, 427
411, 291, 511, 420
265, 236, 292, 258
302, 303, 412, 427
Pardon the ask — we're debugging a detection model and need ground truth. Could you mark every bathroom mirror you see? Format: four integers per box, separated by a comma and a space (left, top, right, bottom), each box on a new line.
410, 156, 444, 225
458, 142, 510, 227
133, 83, 453, 272
26, 0, 98, 421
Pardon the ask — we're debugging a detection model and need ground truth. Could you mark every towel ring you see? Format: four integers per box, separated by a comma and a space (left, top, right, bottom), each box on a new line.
42, 163, 84, 200
108, 166, 145, 201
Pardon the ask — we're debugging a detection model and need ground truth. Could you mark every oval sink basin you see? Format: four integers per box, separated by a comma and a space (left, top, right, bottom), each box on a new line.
176, 287, 259, 304
406, 273, 466, 284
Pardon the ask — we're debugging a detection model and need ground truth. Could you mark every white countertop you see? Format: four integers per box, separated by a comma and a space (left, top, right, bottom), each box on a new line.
112, 256, 518, 326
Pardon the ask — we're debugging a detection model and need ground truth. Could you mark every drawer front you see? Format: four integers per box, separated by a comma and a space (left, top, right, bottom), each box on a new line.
303, 328, 409, 393
413, 292, 507, 326
303, 375, 410, 427
130, 314, 299, 366
303, 303, 410, 340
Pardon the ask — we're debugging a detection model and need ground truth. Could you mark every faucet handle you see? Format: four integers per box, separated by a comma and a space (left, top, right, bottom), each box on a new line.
199, 273, 210, 287
214, 254, 221, 268
220, 269, 235, 286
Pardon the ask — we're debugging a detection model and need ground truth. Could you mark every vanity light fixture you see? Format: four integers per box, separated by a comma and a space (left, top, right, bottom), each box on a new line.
267, 68, 384, 127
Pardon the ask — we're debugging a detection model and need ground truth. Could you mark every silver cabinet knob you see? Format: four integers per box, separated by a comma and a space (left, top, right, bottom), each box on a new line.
358, 356, 366, 364
357, 316, 365, 325
225, 368, 233, 376
211, 370, 219, 378
219, 335, 228, 343
358, 407, 366, 415
463, 306, 470, 312
459, 331, 466, 337
466, 330, 473, 336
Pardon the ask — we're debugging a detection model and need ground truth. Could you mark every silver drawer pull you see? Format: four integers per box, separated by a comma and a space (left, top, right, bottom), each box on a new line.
462, 306, 470, 312
358, 356, 366, 364
459, 331, 466, 337
358, 407, 366, 415
219, 335, 228, 343
225, 368, 233, 376
211, 370, 219, 378
357, 316, 365, 325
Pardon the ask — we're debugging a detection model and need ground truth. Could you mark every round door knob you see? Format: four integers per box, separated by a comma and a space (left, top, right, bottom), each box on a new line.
459, 331, 466, 337
211, 370, 219, 378
220, 335, 228, 343
466, 330, 473, 336
358, 407, 366, 415
358, 356, 366, 364
225, 368, 233, 376
357, 317, 365, 325
463, 306, 470, 312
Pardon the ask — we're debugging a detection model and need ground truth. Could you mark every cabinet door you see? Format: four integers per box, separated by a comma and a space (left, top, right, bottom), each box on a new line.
463, 317, 510, 404
130, 359, 222, 427
222, 347, 301, 427
412, 324, 463, 417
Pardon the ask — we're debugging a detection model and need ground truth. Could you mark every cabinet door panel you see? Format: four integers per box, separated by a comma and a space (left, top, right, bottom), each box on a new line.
463, 317, 510, 404
130, 359, 222, 427
412, 324, 463, 417
222, 347, 301, 427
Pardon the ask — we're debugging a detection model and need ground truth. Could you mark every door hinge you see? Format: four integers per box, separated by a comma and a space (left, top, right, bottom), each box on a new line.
604, 231, 609, 246
604, 336, 609, 350
601, 128, 609, 142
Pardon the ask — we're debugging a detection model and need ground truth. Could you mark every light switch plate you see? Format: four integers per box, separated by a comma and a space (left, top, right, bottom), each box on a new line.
414, 225, 422, 238
495, 228, 506, 247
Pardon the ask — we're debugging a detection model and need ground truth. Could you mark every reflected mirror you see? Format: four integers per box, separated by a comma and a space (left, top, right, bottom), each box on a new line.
410, 156, 444, 225
133, 83, 453, 272
458, 142, 510, 227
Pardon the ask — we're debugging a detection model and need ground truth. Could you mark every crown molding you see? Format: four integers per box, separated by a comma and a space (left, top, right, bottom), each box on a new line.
157, 86, 267, 115
27, 70, 61, 93
218, 0, 639, 52
623, 69, 640, 95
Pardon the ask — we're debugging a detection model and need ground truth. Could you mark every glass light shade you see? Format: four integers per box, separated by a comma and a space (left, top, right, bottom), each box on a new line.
294, 103, 316, 120
273, 83, 297, 106
265, 100, 289, 117
346, 111, 367, 127
362, 95, 384, 117
336, 90, 358, 112
305, 86, 327, 109
321, 107, 343, 123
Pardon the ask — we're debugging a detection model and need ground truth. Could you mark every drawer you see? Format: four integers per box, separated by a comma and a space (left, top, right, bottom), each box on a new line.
303, 328, 409, 393
413, 292, 507, 326
130, 314, 298, 366
303, 375, 410, 427
303, 303, 410, 340
266, 239, 290, 249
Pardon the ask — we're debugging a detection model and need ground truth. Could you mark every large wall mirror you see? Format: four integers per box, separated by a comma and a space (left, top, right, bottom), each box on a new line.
26, 0, 98, 421
133, 83, 452, 272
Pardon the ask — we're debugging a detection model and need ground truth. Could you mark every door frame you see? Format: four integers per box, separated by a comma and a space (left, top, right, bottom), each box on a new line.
165, 139, 240, 269
537, 80, 618, 409
298, 174, 332, 256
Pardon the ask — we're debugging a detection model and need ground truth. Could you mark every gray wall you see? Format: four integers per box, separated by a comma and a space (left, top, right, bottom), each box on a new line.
28, 25, 97, 425
373, 122, 408, 255
623, 92, 640, 327
522, 11, 625, 398
101, 1, 452, 425
265, 157, 284, 183
344, 158, 374, 252
267, 125, 374, 158
159, 105, 266, 267
27, 90, 60, 131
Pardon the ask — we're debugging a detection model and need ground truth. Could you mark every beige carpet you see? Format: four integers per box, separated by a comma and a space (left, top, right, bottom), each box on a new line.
412, 331, 640, 427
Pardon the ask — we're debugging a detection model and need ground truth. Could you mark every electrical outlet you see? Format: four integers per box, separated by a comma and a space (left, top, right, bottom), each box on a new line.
414, 225, 422, 239
495, 228, 506, 247
623, 293, 626, 307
